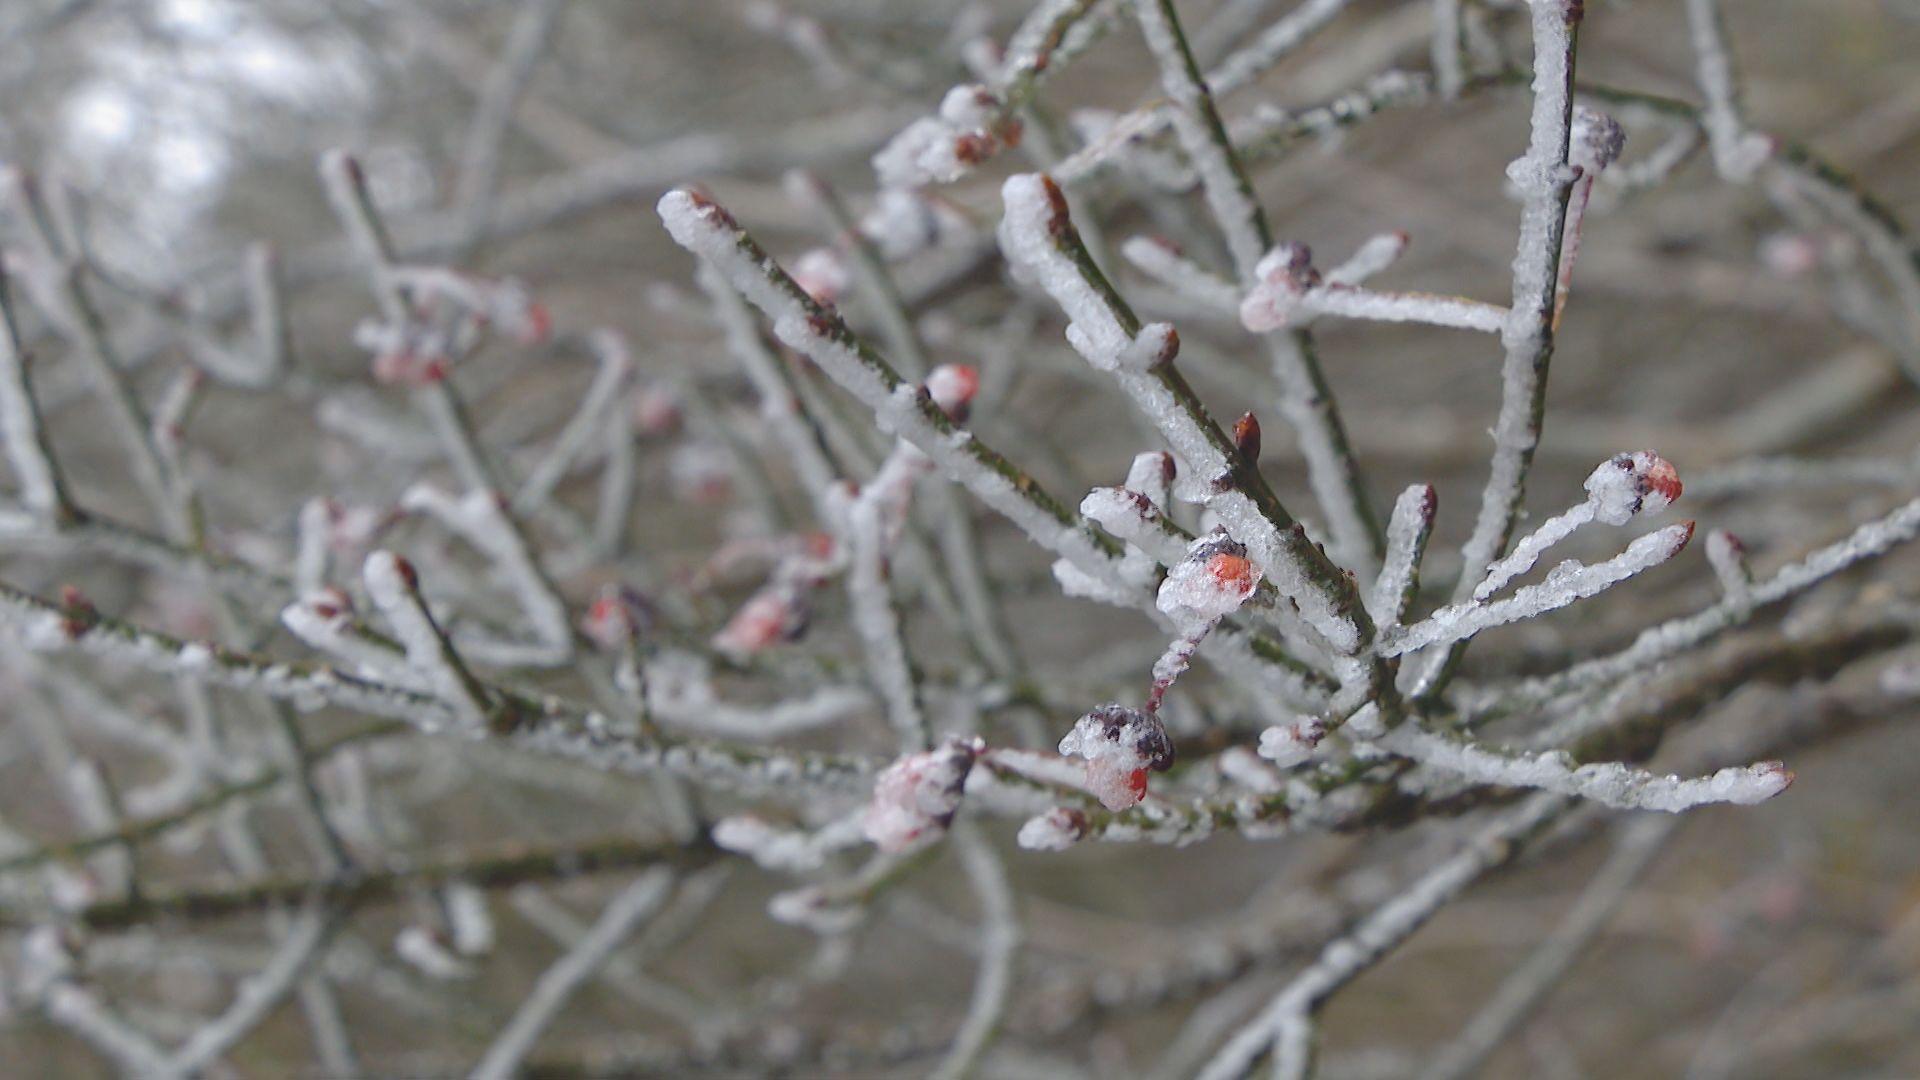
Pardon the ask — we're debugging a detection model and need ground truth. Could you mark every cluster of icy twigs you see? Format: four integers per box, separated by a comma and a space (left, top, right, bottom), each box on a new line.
0, 0, 1916, 1076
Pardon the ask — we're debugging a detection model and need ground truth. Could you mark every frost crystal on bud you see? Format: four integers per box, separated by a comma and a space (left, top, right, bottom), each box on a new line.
1585, 451, 1682, 526
1156, 530, 1261, 628
1058, 704, 1174, 811
581, 585, 653, 651
1568, 105, 1626, 176
712, 587, 810, 657
1257, 716, 1328, 768
1239, 243, 1317, 331
861, 737, 981, 852
1017, 807, 1089, 851
924, 363, 979, 422
790, 247, 849, 305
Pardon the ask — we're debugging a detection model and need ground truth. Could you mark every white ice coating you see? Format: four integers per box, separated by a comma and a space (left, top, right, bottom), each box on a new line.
280, 588, 432, 692
1240, 242, 1505, 335
1218, 746, 1286, 793
1385, 727, 1792, 812
1386, 523, 1694, 658
1257, 716, 1328, 768
1016, 806, 1089, 851
444, 881, 495, 957
1567, 105, 1626, 176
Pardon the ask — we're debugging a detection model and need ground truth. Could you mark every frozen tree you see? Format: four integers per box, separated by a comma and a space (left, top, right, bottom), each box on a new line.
0, 0, 1915, 1076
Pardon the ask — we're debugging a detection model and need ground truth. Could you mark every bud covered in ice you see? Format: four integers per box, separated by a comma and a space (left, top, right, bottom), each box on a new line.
1058, 704, 1175, 811
1583, 451, 1682, 525
861, 737, 981, 852
1156, 530, 1261, 628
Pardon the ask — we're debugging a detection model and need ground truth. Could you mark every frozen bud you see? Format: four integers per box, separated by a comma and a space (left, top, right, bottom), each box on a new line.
1239, 244, 1318, 332
712, 587, 810, 657
1568, 105, 1626, 175
1017, 806, 1089, 851
394, 926, 474, 981
790, 247, 850, 305
1125, 450, 1176, 506
1584, 451, 1682, 525
1157, 531, 1262, 627
1256, 716, 1327, 768
630, 382, 683, 437
861, 737, 981, 852
938, 83, 999, 129
57, 584, 99, 639
581, 585, 655, 651
1759, 232, 1822, 279
924, 363, 979, 422
1058, 703, 1175, 811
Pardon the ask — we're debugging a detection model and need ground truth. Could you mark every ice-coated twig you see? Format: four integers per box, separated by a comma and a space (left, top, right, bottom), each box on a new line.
1381, 725, 1791, 812
469, 871, 674, 1080
1, 170, 181, 535
0, 265, 75, 521
1550, 105, 1626, 330
1431, 0, 1465, 99
182, 243, 289, 388
1205, 0, 1359, 98
844, 444, 933, 750
448, 0, 568, 256
930, 820, 1021, 1080
1474, 451, 1681, 602
156, 905, 335, 1079
1367, 484, 1436, 631
657, 187, 1124, 596
1419, 815, 1678, 1080
400, 484, 572, 660
996, 173, 1377, 668
1239, 242, 1509, 335
361, 550, 498, 729
513, 329, 634, 515
1705, 528, 1754, 603
1121, 235, 1243, 314
1130, 0, 1382, 570
1683, 0, 1772, 183
1197, 794, 1569, 1080
1383, 521, 1694, 657
1414, 0, 1585, 697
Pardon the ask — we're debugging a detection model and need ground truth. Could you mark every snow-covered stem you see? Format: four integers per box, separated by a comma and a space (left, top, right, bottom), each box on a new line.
1414, 0, 1584, 698
513, 330, 633, 515
400, 485, 572, 659
1383, 522, 1693, 657
0, 266, 75, 521
1431, 0, 1465, 99
789, 170, 928, 378
930, 821, 1021, 1080
995, 173, 1377, 671
1367, 484, 1436, 630
1683, 0, 1770, 183
1130, 0, 1382, 571
1380, 725, 1790, 812
1233, 69, 1435, 167
846, 446, 932, 750
449, 0, 568, 256
1513, 495, 1920, 706
1419, 815, 1678, 1080
1, 170, 182, 535
362, 550, 498, 729
1197, 794, 1569, 1080
39, 979, 171, 1075
469, 869, 674, 1080
184, 242, 289, 388
156, 905, 335, 1079
1121, 235, 1242, 314
1205, 0, 1358, 98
